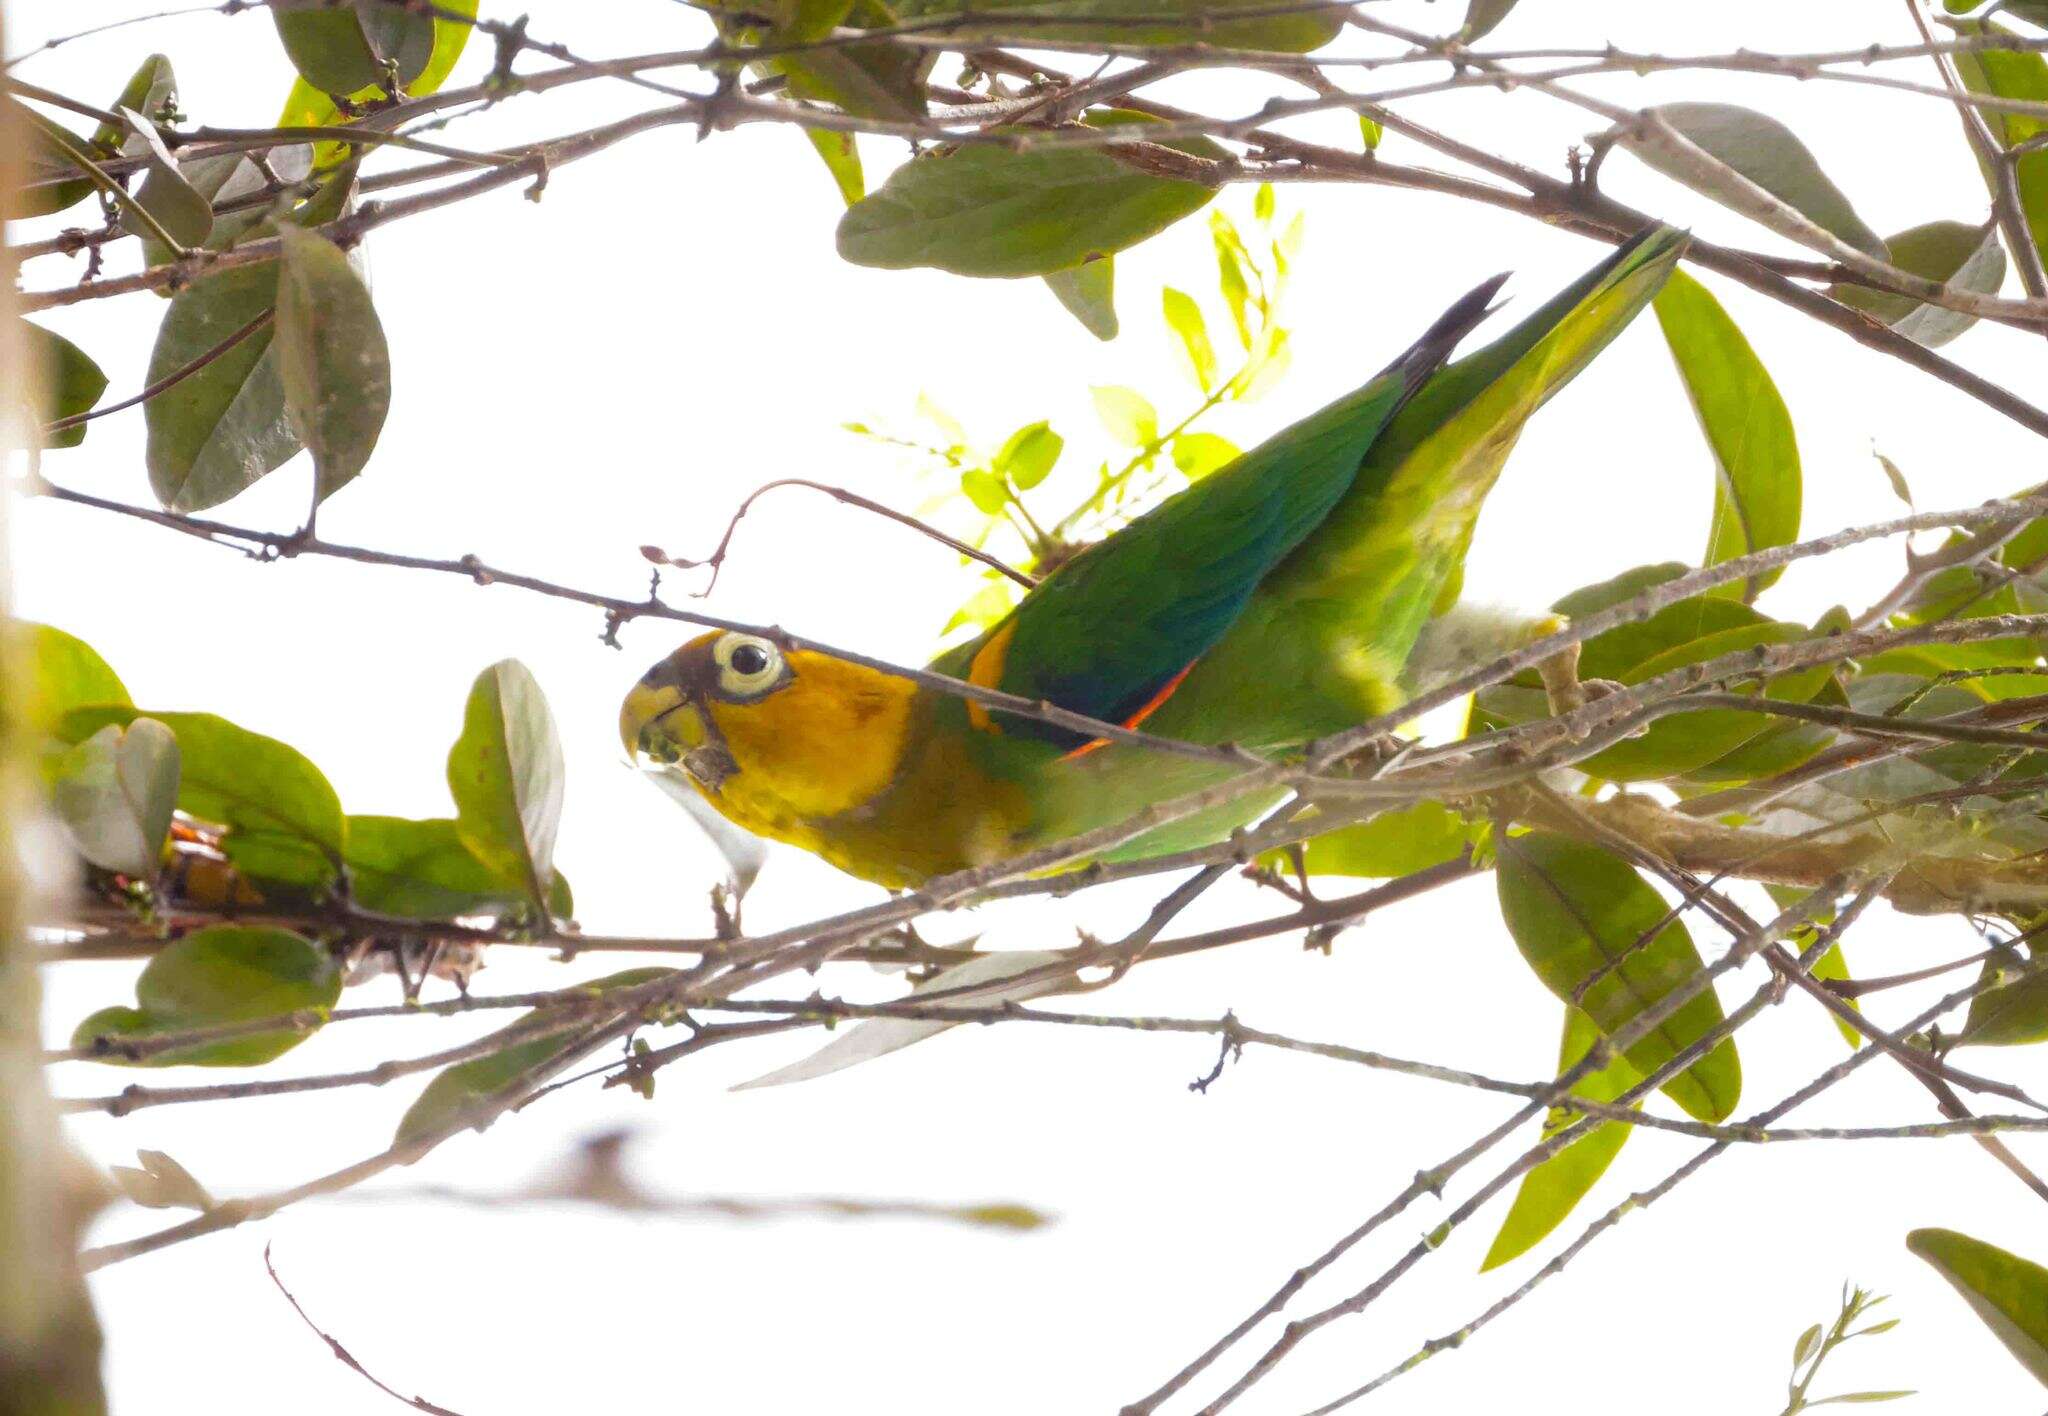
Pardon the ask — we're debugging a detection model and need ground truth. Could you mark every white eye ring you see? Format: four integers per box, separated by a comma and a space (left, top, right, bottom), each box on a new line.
712, 634, 785, 700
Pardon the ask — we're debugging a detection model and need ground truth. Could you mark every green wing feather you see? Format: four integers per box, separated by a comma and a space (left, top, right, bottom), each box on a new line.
1145, 225, 1689, 749
937, 271, 1508, 745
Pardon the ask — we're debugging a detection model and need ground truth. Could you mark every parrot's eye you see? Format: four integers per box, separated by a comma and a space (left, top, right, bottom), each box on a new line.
711, 633, 786, 700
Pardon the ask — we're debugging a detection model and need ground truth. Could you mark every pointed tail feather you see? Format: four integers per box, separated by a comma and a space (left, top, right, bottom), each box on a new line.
1382, 270, 1513, 399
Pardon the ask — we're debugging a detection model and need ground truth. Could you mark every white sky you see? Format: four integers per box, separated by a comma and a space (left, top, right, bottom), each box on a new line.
13, 2, 2048, 1412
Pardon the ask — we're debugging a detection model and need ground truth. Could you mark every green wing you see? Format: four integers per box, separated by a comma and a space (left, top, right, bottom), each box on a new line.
937, 273, 1507, 746
1148, 226, 1690, 747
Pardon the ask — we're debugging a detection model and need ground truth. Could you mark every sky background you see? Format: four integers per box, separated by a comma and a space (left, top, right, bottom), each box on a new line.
13, 2, 2048, 1412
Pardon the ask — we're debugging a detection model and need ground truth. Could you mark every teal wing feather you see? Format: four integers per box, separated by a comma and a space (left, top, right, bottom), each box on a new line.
939, 272, 1507, 747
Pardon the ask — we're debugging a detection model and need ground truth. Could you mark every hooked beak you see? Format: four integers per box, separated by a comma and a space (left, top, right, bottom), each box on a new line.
620, 682, 739, 793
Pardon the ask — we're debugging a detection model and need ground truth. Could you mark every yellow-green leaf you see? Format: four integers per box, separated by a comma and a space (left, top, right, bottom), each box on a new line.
1908, 1228, 2048, 1386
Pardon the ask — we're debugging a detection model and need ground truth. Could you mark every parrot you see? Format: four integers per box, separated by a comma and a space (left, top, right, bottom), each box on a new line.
621, 227, 1687, 889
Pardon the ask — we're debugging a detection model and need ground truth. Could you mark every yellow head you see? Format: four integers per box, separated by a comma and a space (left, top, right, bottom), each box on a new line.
620, 631, 918, 847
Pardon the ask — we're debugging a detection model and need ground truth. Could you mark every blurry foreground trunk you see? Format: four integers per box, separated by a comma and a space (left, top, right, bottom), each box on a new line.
0, 8, 110, 1410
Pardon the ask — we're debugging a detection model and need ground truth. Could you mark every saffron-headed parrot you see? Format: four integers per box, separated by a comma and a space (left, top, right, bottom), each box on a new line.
621, 228, 1687, 888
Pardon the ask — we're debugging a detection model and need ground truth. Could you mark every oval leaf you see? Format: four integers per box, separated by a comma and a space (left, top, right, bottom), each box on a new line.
144, 261, 297, 513
72, 925, 340, 1067
1908, 1227, 2048, 1386
60, 707, 344, 891
19, 321, 108, 450
49, 719, 179, 880
1481, 1006, 1640, 1270
1045, 257, 1118, 340
272, 0, 433, 96
1652, 269, 1800, 600
347, 816, 573, 920
1951, 19, 2048, 275
1495, 832, 1741, 1123
1623, 102, 1886, 259
448, 661, 566, 912
839, 119, 1222, 278
1830, 221, 2007, 349
23, 623, 130, 725
119, 107, 213, 250
275, 224, 392, 504
1268, 801, 1469, 880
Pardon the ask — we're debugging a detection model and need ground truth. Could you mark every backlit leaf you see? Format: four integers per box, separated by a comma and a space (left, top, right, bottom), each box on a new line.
1481, 1006, 1639, 1270
995, 420, 1064, 490
1496, 832, 1741, 1122
1652, 270, 1800, 601
1045, 257, 1118, 340
19, 321, 107, 450
448, 661, 566, 913
1091, 385, 1158, 447
22, 623, 130, 726
1908, 1227, 2048, 1386
1162, 286, 1219, 392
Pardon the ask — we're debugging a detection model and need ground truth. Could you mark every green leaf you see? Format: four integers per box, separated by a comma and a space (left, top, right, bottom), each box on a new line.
49, 720, 179, 880
143, 261, 296, 514
396, 968, 675, 1145
838, 115, 1223, 277
1551, 562, 1692, 619
1045, 257, 1118, 340
72, 926, 340, 1067
890, 0, 1342, 50
1211, 210, 1255, 349
1794, 1322, 1825, 1370
274, 224, 392, 505
994, 421, 1063, 490
1495, 832, 1741, 1123
1481, 1006, 1639, 1270
1624, 102, 1887, 259
1171, 431, 1240, 481
960, 468, 1010, 514
137, 152, 273, 275
1091, 384, 1158, 446
1830, 221, 2006, 348
275, 0, 475, 166
19, 321, 108, 450
1806, 1393, 1914, 1406
346, 816, 573, 920
21, 623, 130, 726
1958, 949, 2048, 1047
1907, 1227, 2048, 1385
1460, 0, 1519, 41
1652, 270, 1800, 601
272, 0, 434, 96
448, 661, 565, 913
806, 128, 865, 206
1267, 801, 1468, 879
1162, 286, 1219, 392
11, 55, 178, 218
60, 707, 344, 892
119, 107, 214, 251
1951, 19, 2048, 275
1358, 113, 1382, 150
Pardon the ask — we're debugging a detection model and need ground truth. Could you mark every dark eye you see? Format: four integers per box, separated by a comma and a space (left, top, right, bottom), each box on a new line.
731, 643, 770, 676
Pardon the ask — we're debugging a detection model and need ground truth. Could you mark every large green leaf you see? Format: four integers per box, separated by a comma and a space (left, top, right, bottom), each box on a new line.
277, 0, 476, 164
119, 107, 214, 251
1046, 257, 1119, 340
21, 623, 130, 726
272, 0, 433, 96
19, 321, 108, 450
49, 720, 179, 880
1652, 270, 1800, 601
1830, 221, 2007, 349
1481, 1006, 1639, 1270
143, 262, 297, 514
72, 926, 340, 1067
274, 224, 391, 505
1495, 832, 1741, 1123
890, 0, 1342, 49
1908, 1228, 2048, 1386
11, 54, 177, 218
347, 816, 573, 920
395, 968, 675, 1145
60, 707, 344, 891
839, 115, 1222, 277
1623, 102, 1886, 258
1269, 801, 1470, 879
448, 662, 565, 912
1959, 948, 2048, 1047
1951, 19, 2048, 275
